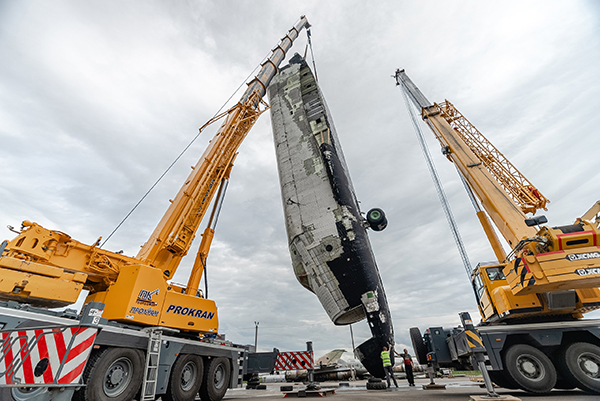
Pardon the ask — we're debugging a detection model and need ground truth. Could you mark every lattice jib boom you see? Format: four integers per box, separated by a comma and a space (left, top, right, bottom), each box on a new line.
435, 101, 549, 214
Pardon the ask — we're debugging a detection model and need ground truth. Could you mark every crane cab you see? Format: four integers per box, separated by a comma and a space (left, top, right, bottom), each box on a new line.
472, 262, 542, 323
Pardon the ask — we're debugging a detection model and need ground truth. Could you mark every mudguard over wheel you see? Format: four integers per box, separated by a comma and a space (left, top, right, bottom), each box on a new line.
199, 357, 230, 401
74, 347, 144, 401
0, 387, 52, 401
163, 354, 204, 401
487, 370, 519, 390
503, 344, 557, 394
554, 379, 576, 390
558, 342, 600, 394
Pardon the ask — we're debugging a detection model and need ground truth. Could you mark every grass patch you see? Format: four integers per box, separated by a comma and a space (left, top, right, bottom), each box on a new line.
452, 370, 481, 376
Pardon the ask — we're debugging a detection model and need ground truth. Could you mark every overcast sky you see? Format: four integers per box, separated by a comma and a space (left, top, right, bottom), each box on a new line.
1, 1, 599, 361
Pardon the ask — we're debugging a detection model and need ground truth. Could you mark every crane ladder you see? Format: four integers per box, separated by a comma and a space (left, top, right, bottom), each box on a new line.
141, 328, 163, 401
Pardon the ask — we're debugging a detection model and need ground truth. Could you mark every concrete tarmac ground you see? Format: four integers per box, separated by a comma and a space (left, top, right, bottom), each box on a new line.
223, 376, 599, 400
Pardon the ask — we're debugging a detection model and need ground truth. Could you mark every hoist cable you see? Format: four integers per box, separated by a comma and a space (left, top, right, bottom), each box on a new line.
399, 84, 473, 279
307, 28, 318, 81
101, 52, 270, 248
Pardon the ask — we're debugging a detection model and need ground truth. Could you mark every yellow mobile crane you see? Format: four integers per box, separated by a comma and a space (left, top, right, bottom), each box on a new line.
1, 16, 309, 331
396, 70, 600, 394
396, 69, 600, 323
0, 17, 310, 401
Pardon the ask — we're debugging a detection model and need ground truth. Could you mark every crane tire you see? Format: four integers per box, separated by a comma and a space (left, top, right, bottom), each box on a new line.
199, 357, 230, 401
409, 327, 428, 365
163, 354, 204, 401
557, 342, 600, 394
503, 344, 556, 394
74, 347, 144, 401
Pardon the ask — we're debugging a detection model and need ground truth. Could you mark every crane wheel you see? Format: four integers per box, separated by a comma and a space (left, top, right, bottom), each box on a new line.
74, 347, 144, 401
163, 354, 204, 401
199, 357, 230, 401
557, 342, 600, 394
503, 344, 556, 394
409, 327, 428, 365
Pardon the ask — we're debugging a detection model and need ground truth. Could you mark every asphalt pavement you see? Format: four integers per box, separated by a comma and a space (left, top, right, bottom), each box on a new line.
222, 376, 600, 401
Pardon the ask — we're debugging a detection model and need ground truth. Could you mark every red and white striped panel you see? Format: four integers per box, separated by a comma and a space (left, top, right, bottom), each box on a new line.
274, 351, 313, 371
0, 326, 98, 385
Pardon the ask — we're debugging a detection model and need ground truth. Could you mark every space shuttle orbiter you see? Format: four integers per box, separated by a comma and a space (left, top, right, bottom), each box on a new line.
268, 54, 394, 378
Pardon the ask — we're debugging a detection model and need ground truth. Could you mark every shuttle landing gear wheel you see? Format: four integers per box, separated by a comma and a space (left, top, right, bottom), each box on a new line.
559, 342, 600, 394
504, 344, 557, 394
163, 354, 204, 401
199, 357, 230, 401
74, 347, 144, 401
366, 208, 387, 231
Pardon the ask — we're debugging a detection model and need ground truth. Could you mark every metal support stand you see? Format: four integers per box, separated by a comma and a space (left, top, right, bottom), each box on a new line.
423, 361, 446, 390
283, 342, 335, 398
458, 313, 521, 401
305, 341, 320, 391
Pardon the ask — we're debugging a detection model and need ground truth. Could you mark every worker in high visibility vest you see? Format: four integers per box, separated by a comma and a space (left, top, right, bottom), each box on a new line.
381, 346, 398, 388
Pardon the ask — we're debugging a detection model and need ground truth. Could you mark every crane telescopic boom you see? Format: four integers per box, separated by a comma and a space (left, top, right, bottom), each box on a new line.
0, 17, 310, 333
396, 69, 546, 250
396, 69, 600, 323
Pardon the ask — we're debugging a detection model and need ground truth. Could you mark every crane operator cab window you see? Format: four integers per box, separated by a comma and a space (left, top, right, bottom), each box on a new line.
486, 266, 506, 281
472, 272, 485, 304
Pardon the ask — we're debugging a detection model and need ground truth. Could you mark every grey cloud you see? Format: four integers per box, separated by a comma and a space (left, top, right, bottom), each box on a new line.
1, 0, 599, 359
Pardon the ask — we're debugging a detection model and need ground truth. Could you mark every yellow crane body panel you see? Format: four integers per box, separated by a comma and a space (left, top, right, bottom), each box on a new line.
84, 264, 219, 333
489, 285, 542, 317
0, 265, 84, 308
158, 291, 218, 333
505, 246, 600, 295
86, 264, 166, 326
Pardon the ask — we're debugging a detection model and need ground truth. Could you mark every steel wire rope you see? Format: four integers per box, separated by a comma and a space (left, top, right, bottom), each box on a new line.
399, 84, 473, 279
307, 28, 318, 82
100, 52, 274, 249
